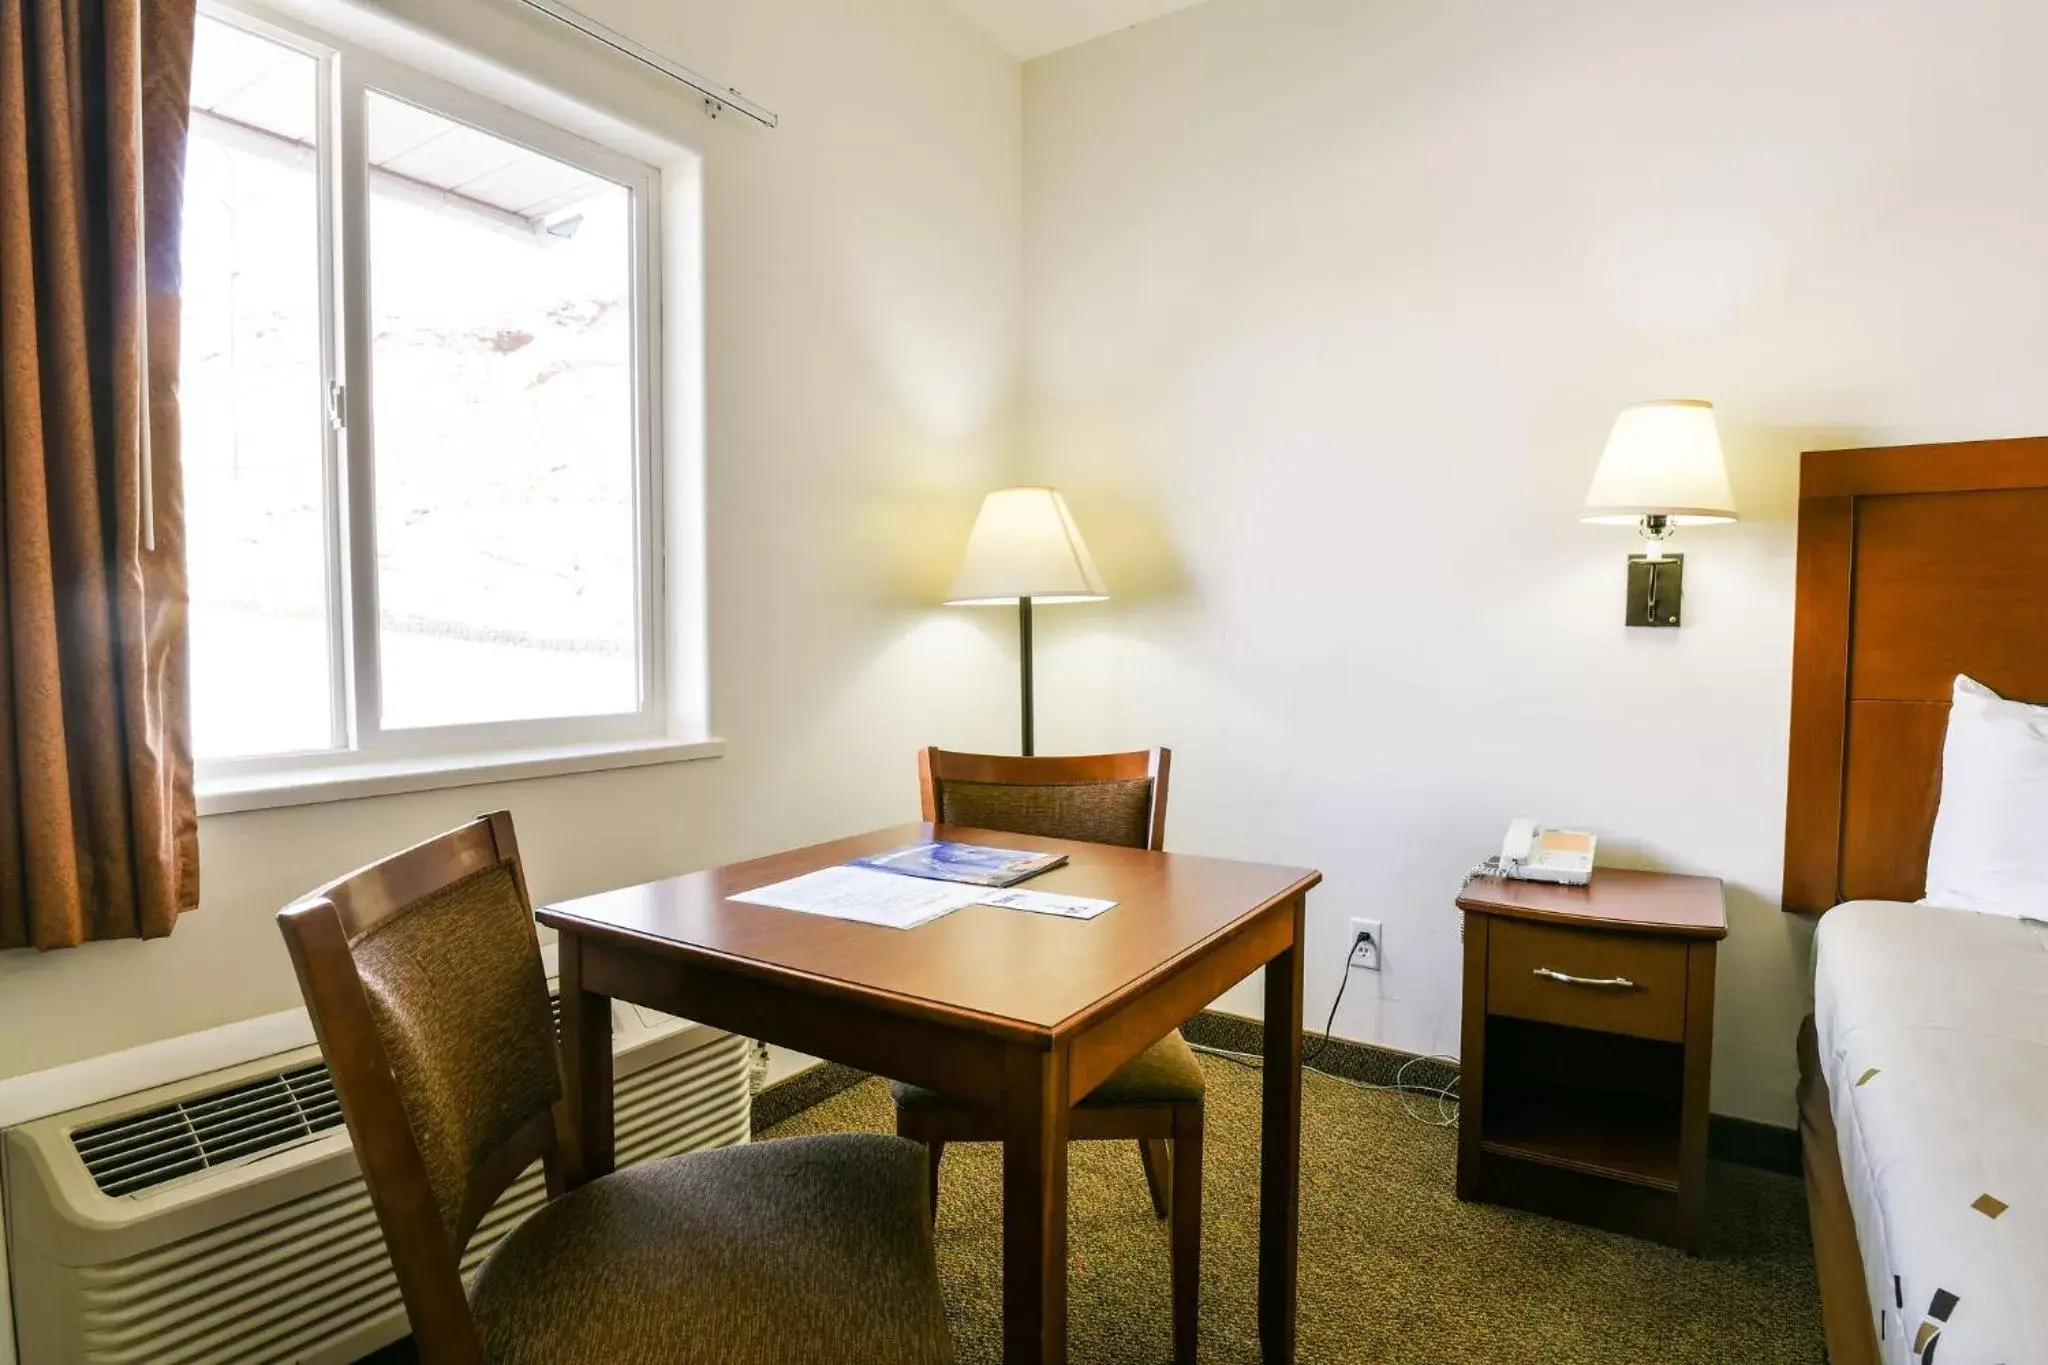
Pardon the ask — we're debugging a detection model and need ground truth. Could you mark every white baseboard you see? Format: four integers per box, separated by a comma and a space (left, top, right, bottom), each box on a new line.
763, 1046, 821, 1087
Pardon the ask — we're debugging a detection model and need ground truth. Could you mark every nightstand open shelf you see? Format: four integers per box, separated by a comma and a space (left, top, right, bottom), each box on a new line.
1481, 1063, 1682, 1192
1456, 869, 1726, 1251
1479, 1013, 1685, 1188
1481, 1101, 1681, 1190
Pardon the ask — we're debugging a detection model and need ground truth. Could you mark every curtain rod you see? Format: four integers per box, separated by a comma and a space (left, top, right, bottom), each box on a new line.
510, 0, 780, 130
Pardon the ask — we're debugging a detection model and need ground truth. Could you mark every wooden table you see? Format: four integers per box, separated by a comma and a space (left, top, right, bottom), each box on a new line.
1454, 869, 1726, 1251
538, 822, 1321, 1365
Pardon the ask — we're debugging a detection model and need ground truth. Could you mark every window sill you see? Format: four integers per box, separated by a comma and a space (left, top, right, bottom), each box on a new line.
196, 736, 725, 817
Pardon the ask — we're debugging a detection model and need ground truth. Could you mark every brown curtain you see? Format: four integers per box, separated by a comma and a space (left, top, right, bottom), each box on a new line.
0, 0, 198, 950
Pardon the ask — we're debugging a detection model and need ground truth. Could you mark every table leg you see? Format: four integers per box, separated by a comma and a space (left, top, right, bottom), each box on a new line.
1170, 1103, 1204, 1365
558, 933, 615, 1189
1002, 1043, 1070, 1365
1260, 894, 1305, 1364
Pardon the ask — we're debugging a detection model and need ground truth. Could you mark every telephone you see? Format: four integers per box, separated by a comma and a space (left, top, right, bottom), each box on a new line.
1496, 819, 1597, 886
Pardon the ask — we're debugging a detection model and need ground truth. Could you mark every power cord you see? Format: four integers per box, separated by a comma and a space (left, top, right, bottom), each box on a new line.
1192, 1041, 1461, 1128
1191, 926, 1461, 1129
1301, 928, 1368, 1067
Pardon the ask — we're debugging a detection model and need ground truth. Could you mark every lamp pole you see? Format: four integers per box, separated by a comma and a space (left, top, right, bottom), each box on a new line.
1018, 596, 1035, 756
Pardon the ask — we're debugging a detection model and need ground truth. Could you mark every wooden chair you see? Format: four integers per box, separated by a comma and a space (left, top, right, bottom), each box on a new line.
896, 746, 1204, 1364
278, 812, 955, 1365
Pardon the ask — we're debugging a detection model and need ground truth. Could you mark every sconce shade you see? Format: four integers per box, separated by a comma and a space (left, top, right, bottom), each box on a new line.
1581, 399, 1739, 526
947, 487, 1109, 605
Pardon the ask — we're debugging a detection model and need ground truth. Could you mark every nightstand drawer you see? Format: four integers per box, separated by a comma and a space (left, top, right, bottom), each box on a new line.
1486, 918, 1687, 1042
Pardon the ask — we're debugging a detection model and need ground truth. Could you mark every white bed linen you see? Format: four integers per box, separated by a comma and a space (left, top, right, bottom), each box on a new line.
1813, 900, 2048, 1364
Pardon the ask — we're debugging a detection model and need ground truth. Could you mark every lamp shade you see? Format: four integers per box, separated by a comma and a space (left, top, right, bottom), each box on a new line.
1581, 399, 1739, 526
946, 487, 1108, 605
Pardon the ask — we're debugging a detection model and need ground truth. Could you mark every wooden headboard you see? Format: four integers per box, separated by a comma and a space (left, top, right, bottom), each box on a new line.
1783, 436, 2048, 914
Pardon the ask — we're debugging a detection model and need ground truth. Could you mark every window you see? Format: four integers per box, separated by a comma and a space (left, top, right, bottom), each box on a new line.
182, 5, 666, 782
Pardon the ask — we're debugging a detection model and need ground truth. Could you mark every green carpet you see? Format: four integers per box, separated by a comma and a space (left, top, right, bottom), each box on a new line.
762, 1058, 1824, 1364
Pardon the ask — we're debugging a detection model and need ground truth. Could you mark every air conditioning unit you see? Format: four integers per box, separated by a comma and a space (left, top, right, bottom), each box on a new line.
3, 989, 750, 1365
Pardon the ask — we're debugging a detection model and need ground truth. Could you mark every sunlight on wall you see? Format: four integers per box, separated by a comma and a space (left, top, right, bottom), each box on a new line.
1021, 0, 2048, 1121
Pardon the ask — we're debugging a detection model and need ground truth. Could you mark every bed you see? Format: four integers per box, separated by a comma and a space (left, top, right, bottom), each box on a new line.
1783, 435, 2048, 1365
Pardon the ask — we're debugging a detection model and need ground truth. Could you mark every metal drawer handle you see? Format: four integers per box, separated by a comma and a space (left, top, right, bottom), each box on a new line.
1532, 967, 1637, 990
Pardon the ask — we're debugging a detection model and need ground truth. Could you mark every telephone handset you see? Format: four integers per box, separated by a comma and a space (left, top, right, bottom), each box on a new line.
1496, 818, 1597, 886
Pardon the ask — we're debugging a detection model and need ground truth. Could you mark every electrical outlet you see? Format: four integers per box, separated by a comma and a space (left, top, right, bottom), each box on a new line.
1348, 918, 1382, 972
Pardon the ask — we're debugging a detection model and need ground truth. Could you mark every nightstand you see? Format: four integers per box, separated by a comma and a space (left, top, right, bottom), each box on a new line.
1455, 868, 1727, 1252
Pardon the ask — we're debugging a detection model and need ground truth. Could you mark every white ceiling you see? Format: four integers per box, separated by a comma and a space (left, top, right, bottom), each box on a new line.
943, 0, 1212, 59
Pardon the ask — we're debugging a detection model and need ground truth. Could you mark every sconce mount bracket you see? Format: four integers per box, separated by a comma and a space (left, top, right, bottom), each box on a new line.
1626, 553, 1684, 628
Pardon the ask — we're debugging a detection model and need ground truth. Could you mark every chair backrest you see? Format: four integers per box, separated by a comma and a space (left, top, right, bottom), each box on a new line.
276, 812, 561, 1363
917, 748, 1171, 851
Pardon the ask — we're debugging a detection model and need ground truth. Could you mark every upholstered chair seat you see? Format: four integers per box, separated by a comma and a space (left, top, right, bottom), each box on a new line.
890, 1030, 1204, 1114
470, 1134, 953, 1365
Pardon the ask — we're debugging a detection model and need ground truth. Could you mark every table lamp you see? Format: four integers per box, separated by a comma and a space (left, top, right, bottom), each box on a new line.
1580, 399, 1738, 627
947, 487, 1108, 755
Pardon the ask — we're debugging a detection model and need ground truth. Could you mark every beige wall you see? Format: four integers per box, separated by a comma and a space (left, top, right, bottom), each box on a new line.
1021, 0, 2048, 1122
12, 0, 2046, 1130
0, 0, 1024, 1081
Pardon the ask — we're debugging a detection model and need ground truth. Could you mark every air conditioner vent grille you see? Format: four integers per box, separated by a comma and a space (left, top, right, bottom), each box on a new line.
74, 996, 569, 1201
16, 1032, 749, 1364
71, 1064, 346, 1198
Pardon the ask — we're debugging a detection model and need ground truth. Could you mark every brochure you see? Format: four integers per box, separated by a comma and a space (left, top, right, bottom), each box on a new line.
848, 840, 1067, 888
728, 866, 983, 929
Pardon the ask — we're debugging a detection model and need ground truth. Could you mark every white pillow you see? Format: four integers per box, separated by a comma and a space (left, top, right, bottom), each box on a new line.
1921, 674, 2048, 920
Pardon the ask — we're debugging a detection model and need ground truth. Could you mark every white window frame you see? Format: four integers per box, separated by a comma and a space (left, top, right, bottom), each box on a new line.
191, 0, 700, 805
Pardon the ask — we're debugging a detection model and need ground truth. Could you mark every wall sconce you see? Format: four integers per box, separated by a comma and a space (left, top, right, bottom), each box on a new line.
1580, 399, 1738, 627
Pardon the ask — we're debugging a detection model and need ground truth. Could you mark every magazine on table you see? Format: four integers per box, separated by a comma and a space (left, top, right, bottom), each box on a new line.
848, 840, 1067, 888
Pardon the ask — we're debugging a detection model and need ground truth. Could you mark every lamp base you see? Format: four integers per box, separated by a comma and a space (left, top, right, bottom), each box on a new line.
1625, 553, 1684, 628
